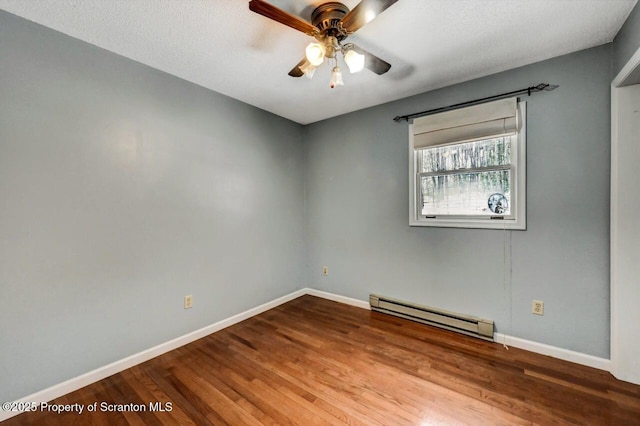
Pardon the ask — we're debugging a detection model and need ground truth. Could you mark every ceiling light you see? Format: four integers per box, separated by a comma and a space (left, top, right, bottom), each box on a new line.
299, 41, 368, 87
330, 66, 343, 89
344, 49, 365, 73
305, 42, 325, 66
299, 61, 316, 79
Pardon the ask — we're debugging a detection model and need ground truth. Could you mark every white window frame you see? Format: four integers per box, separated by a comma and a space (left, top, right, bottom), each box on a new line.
409, 102, 526, 230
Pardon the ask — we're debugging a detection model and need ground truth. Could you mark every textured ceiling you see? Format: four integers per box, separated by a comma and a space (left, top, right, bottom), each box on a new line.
0, 0, 636, 124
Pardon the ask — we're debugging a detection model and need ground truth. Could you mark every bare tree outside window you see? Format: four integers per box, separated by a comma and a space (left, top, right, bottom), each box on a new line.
419, 137, 512, 216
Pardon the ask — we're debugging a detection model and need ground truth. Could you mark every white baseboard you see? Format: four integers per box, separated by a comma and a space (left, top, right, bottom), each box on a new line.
494, 333, 611, 371
305, 288, 370, 310
0, 287, 611, 422
0, 288, 307, 422
312, 290, 612, 372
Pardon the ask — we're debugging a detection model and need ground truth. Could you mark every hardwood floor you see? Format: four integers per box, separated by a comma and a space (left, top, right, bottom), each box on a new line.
4, 295, 640, 425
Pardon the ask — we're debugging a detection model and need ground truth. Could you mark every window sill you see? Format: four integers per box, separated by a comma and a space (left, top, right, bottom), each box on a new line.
409, 217, 526, 230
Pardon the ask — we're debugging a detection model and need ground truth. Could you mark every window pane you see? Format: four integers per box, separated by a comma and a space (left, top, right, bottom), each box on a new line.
420, 136, 511, 173
421, 170, 511, 216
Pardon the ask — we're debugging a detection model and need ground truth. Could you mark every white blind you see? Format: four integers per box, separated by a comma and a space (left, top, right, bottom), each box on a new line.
412, 97, 518, 149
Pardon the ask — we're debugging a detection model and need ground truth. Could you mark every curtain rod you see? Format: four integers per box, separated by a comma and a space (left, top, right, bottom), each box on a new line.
392, 83, 558, 123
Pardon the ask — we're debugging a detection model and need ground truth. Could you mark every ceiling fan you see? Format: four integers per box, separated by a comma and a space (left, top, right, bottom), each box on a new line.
248, 0, 399, 88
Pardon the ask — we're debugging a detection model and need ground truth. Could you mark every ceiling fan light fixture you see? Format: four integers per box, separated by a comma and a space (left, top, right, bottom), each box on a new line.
305, 42, 325, 66
299, 61, 316, 79
344, 49, 365, 73
248, 0, 396, 87
330, 66, 344, 88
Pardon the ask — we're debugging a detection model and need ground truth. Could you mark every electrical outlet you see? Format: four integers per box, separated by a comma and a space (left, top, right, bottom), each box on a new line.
322, 266, 328, 276
184, 295, 193, 309
532, 300, 544, 315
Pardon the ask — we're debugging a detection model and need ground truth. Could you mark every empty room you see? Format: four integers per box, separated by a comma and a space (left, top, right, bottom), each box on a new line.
1, 0, 640, 424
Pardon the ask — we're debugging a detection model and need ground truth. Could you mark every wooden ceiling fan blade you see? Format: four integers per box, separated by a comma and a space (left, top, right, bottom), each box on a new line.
340, 0, 399, 33
350, 44, 391, 75
288, 58, 308, 77
249, 0, 317, 35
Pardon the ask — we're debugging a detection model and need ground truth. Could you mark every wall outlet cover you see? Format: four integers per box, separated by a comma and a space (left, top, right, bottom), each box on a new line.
532, 300, 544, 315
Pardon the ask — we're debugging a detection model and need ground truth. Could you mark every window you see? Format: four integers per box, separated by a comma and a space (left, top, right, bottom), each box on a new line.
409, 98, 526, 229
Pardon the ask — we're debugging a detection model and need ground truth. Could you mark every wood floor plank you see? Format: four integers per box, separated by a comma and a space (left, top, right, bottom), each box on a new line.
4, 295, 640, 425
121, 369, 186, 425
205, 337, 385, 425
170, 349, 278, 425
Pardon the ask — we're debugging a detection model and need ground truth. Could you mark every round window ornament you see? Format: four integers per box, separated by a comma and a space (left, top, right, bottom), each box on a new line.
488, 193, 508, 214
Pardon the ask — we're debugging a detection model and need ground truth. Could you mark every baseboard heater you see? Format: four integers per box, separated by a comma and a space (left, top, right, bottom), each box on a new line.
369, 294, 494, 341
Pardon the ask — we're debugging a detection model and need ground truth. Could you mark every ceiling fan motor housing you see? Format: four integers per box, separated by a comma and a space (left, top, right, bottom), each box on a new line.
311, 2, 350, 41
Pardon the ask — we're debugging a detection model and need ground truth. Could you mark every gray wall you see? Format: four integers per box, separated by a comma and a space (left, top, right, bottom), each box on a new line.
614, 1, 640, 76
304, 45, 612, 358
0, 11, 305, 402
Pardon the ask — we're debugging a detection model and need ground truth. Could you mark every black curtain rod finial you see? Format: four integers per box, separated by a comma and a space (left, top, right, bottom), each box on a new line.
532, 83, 559, 93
